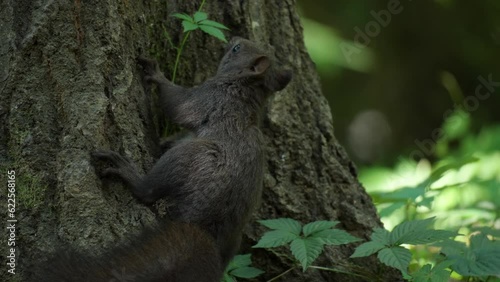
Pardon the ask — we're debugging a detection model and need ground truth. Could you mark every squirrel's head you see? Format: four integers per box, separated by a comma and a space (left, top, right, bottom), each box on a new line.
217, 37, 292, 92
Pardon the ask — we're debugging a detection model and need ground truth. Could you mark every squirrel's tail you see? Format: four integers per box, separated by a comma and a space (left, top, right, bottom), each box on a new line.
31, 222, 223, 282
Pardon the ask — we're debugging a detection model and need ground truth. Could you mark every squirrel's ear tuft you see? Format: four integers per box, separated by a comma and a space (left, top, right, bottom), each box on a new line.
251, 56, 271, 76
270, 69, 293, 92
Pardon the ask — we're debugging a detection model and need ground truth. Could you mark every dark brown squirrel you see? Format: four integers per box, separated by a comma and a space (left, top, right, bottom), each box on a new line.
33, 37, 292, 281
94, 37, 292, 267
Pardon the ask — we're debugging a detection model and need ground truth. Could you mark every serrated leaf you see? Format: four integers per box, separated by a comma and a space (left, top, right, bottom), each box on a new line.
253, 230, 299, 248
290, 237, 324, 271
389, 218, 435, 245
427, 156, 478, 184
198, 19, 230, 30
433, 260, 456, 271
199, 25, 227, 42
471, 227, 500, 238
193, 11, 208, 22
172, 13, 193, 22
411, 261, 452, 282
418, 195, 435, 209
222, 273, 236, 282
230, 267, 264, 278
182, 20, 199, 32
404, 229, 457, 245
380, 186, 426, 201
228, 254, 252, 269
470, 233, 499, 249
377, 246, 412, 276
311, 229, 361, 245
350, 241, 386, 258
302, 220, 339, 237
447, 234, 500, 276
435, 239, 467, 256
370, 228, 391, 245
379, 202, 406, 218
257, 218, 302, 234
411, 264, 432, 282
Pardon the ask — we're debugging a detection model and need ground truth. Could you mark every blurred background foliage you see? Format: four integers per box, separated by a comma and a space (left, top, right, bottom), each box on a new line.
298, 0, 499, 280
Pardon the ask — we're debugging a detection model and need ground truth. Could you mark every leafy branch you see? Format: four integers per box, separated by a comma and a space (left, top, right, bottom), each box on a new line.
170, 0, 229, 83
222, 254, 264, 282
350, 217, 458, 279
253, 218, 361, 272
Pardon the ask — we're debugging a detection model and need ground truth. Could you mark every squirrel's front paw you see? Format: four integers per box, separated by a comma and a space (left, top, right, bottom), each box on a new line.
92, 150, 136, 178
137, 56, 159, 75
137, 56, 167, 84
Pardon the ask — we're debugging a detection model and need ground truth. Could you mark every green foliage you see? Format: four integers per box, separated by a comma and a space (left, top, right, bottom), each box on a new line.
254, 218, 360, 271
168, 1, 230, 83
359, 109, 500, 281
436, 234, 500, 277
222, 254, 264, 282
172, 11, 229, 42
351, 218, 457, 276
410, 261, 453, 282
369, 157, 478, 219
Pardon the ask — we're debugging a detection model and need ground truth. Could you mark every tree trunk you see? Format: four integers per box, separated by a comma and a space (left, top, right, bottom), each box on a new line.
0, 0, 401, 281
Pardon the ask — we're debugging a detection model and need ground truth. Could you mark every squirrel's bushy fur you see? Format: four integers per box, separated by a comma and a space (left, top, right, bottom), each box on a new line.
33, 222, 221, 282
34, 37, 292, 281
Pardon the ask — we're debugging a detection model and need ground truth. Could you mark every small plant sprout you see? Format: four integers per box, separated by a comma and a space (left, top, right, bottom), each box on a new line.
170, 3, 229, 83
222, 254, 264, 282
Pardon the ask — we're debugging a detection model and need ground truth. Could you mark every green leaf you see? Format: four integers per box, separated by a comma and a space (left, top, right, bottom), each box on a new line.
471, 227, 500, 238
222, 273, 236, 282
199, 25, 227, 42
404, 229, 458, 245
411, 264, 432, 282
378, 186, 426, 202
198, 19, 230, 30
302, 220, 339, 237
435, 239, 467, 256
411, 261, 453, 282
224, 254, 264, 280
445, 234, 500, 276
470, 232, 499, 249
193, 11, 208, 22
230, 267, 264, 278
389, 218, 457, 245
377, 246, 412, 276
427, 156, 478, 184
172, 13, 193, 22
290, 237, 324, 271
350, 241, 386, 258
379, 202, 406, 218
257, 218, 302, 234
370, 228, 391, 245
182, 20, 199, 33
253, 230, 299, 248
389, 218, 434, 245
311, 229, 361, 245
227, 254, 252, 271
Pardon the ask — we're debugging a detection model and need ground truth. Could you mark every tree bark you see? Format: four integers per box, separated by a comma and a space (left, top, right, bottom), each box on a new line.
0, 0, 401, 281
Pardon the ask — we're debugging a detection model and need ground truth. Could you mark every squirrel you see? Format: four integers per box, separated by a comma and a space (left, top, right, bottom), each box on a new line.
94, 37, 292, 266
33, 37, 292, 281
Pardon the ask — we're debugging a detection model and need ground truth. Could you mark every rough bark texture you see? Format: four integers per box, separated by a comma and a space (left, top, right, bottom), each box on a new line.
0, 0, 401, 281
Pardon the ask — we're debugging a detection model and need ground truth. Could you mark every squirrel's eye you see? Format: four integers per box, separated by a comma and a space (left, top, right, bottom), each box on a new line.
232, 44, 241, 53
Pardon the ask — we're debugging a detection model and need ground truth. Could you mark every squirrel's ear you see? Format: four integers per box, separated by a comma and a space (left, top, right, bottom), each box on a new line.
269, 69, 293, 91
250, 56, 271, 76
